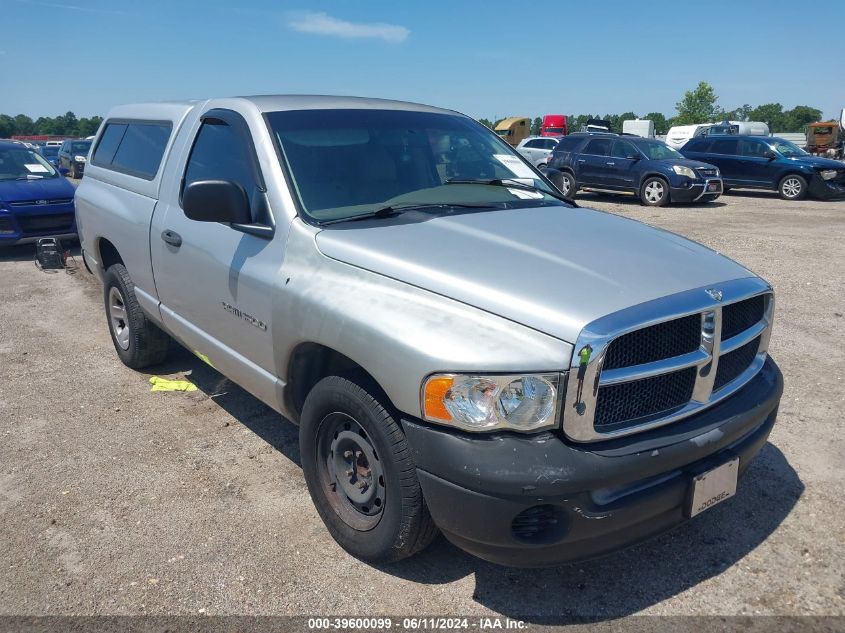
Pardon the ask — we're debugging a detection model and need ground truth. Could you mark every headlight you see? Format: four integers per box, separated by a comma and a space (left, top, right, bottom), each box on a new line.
820, 169, 838, 180
422, 373, 559, 432
74, 155, 87, 162
672, 165, 697, 178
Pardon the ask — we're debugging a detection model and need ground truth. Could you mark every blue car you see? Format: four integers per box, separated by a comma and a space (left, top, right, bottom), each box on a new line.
545, 132, 723, 206
38, 144, 61, 168
0, 140, 77, 246
680, 135, 845, 200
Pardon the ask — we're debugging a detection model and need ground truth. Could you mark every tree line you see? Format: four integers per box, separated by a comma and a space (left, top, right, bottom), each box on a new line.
479, 82, 825, 136
0, 112, 103, 138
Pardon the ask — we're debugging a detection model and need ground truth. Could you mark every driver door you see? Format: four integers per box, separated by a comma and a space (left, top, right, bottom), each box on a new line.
150, 109, 286, 407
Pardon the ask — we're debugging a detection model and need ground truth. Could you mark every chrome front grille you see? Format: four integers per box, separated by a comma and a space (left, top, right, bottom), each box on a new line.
562, 278, 774, 442
8, 198, 74, 207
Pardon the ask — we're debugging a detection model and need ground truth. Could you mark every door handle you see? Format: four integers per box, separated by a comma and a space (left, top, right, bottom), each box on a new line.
577, 159, 586, 163
606, 161, 616, 166
161, 229, 182, 248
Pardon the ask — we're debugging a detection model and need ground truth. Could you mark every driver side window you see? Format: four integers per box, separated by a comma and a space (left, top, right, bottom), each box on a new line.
183, 120, 258, 210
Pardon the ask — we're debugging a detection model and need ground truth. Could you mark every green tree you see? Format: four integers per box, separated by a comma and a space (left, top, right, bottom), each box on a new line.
477, 118, 494, 129
748, 103, 784, 131
725, 103, 753, 121
783, 105, 822, 132
530, 117, 543, 136
674, 81, 721, 125
615, 112, 637, 133
644, 112, 669, 135
77, 116, 103, 137
12, 114, 34, 135
0, 114, 15, 138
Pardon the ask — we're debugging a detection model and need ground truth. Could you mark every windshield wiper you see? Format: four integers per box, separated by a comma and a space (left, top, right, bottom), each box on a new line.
320, 202, 497, 226
445, 178, 570, 203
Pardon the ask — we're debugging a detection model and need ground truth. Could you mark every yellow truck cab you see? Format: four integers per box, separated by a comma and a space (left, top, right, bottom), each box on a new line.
494, 117, 530, 146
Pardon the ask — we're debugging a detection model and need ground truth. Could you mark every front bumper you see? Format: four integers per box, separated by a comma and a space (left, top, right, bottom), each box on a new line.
0, 207, 77, 246
808, 173, 845, 199
670, 178, 723, 202
404, 357, 783, 567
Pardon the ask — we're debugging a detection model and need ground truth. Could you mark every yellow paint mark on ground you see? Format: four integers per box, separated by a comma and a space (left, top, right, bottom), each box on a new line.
149, 376, 198, 392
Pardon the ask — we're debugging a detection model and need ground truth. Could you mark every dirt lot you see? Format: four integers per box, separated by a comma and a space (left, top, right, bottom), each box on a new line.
0, 187, 843, 622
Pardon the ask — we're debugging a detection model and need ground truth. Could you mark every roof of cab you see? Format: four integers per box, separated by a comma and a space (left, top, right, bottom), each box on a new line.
104, 95, 459, 121
238, 94, 456, 115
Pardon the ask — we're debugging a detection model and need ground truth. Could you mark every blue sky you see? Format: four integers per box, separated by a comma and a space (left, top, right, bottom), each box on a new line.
1, 0, 842, 121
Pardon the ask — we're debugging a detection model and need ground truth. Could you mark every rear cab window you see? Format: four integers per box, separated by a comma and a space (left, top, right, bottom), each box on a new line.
92, 120, 172, 180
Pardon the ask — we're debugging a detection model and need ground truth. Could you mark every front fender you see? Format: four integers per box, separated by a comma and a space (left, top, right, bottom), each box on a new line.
273, 220, 573, 420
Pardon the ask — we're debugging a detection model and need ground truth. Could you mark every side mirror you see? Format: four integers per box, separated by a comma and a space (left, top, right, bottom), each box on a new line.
765, 150, 777, 160
183, 180, 251, 224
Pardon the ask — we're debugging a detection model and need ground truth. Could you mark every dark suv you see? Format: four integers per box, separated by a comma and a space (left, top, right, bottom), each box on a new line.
681, 135, 845, 200
58, 139, 92, 179
545, 133, 723, 206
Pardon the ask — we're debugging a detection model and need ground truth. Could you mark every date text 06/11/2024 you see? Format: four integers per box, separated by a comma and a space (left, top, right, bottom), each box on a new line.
306, 617, 528, 630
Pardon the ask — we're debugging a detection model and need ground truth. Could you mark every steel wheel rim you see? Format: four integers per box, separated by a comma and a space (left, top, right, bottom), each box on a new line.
108, 287, 130, 350
316, 412, 385, 531
783, 178, 802, 198
644, 181, 664, 203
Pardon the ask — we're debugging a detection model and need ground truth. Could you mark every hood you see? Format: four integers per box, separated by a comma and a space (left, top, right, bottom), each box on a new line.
787, 155, 845, 169
0, 177, 75, 203
315, 205, 754, 343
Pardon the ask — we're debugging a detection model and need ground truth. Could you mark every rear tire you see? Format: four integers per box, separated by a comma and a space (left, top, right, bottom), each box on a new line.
778, 174, 807, 200
640, 176, 670, 206
103, 264, 169, 369
300, 376, 438, 563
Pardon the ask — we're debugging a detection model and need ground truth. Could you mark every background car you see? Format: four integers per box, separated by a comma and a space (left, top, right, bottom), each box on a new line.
0, 140, 77, 246
545, 132, 723, 206
58, 138, 92, 178
516, 136, 559, 167
37, 144, 61, 168
680, 135, 845, 200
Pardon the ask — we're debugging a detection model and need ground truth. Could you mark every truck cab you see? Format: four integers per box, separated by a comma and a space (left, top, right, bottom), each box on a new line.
540, 114, 567, 137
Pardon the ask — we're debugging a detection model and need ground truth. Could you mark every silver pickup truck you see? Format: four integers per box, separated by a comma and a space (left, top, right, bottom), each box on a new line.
76, 96, 783, 567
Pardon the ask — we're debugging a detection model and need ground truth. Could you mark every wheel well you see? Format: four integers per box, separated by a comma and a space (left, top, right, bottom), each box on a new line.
98, 238, 123, 271
286, 343, 385, 418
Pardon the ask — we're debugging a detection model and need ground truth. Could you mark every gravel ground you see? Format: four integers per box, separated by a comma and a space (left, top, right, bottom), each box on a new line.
0, 187, 843, 623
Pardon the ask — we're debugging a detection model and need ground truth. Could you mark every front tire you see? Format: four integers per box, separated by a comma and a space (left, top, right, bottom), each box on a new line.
300, 376, 438, 563
70, 164, 79, 179
558, 171, 578, 199
640, 176, 670, 206
778, 174, 807, 200
103, 264, 169, 369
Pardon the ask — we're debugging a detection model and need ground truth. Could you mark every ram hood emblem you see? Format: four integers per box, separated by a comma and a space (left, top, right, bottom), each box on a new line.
705, 288, 723, 301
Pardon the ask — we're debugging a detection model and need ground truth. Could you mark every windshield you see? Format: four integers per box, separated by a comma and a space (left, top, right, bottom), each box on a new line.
267, 109, 563, 223
544, 127, 565, 134
0, 146, 59, 180
772, 140, 808, 157
633, 140, 684, 160
40, 146, 59, 158
70, 141, 91, 154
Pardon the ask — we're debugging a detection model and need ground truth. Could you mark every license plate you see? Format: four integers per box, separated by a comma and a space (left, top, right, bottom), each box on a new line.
687, 457, 739, 518
708, 182, 720, 192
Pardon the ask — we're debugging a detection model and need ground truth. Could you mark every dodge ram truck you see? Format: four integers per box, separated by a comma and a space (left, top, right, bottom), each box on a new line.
76, 96, 783, 567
